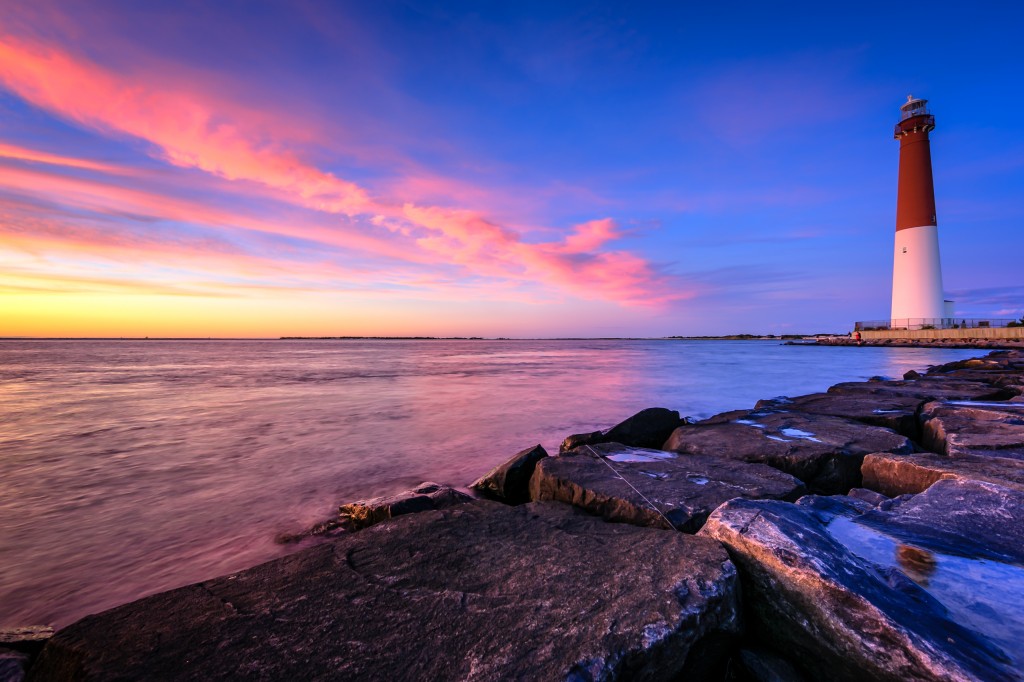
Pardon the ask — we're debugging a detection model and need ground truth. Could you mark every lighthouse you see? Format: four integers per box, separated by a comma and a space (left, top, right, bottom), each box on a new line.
891, 95, 945, 326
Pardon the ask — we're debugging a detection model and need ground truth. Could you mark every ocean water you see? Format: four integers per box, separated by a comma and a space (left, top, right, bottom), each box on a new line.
0, 339, 981, 628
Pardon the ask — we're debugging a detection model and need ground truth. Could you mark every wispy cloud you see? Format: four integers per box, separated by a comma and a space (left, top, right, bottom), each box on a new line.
0, 31, 681, 307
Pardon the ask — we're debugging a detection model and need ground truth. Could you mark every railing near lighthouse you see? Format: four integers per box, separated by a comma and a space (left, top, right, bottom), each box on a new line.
854, 318, 1019, 332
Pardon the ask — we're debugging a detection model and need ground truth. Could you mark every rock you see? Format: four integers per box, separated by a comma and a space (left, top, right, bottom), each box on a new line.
827, 376, 1017, 403
470, 444, 547, 504
699, 498, 1019, 682
0, 627, 53, 658
0, 648, 29, 682
529, 443, 804, 532
338, 481, 472, 531
846, 487, 889, 506
862, 451, 1024, 496
560, 407, 685, 453
732, 647, 806, 682
758, 392, 925, 440
857, 477, 1024, 564
663, 411, 914, 494
560, 429, 605, 453
919, 400, 1024, 460
30, 502, 741, 682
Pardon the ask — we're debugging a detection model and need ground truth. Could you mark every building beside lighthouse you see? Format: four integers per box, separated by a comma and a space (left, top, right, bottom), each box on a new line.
890, 95, 947, 326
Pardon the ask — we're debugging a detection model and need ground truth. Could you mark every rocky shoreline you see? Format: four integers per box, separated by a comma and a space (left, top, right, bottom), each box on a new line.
8, 350, 1024, 681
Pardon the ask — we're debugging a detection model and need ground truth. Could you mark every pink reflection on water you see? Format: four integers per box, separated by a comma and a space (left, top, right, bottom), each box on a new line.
0, 339, 980, 628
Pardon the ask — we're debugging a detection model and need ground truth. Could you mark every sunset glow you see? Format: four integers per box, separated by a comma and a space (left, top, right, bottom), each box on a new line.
2, 2, 1022, 337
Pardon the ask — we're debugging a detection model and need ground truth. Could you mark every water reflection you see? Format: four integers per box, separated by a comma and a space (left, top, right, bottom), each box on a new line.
895, 544, 938, 585
828, 516, 1024, 667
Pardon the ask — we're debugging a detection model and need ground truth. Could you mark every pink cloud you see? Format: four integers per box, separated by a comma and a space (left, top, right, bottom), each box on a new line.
0, 32, 681, 306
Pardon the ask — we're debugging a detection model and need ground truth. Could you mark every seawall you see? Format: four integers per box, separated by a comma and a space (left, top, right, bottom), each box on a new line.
860, 327, 1024, 341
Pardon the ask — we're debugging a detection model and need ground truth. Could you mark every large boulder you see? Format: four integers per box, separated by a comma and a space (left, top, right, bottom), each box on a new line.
662, 410, 914, 494
470, 444, 547, 504
699, 498, 1020, 682
862, 451, 1024, 496
919, 400, 1024, 459
338, 481, 472, 531
529, 443, 804, 532
30, 501, 741, 682
560, 407, 685, 453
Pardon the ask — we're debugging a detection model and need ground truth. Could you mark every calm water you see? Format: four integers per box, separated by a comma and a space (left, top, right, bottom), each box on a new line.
0, 339, 981, 628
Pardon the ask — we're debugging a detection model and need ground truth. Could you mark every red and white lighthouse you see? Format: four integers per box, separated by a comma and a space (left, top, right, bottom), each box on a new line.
891, 95, 945, 325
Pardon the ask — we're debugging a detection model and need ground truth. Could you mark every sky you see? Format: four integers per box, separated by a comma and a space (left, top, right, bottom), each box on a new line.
1, 1, 1022, 338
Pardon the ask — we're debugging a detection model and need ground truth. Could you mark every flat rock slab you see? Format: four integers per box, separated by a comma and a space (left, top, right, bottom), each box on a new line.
862, 451, 1024, 496
663, 411, 914, 494
827, 376, 1016, 403
699, 498, 1020, 682
529, 443, 804, 532
920, 400, 1024, 460
757, 392, 925, 439
31, 501, 741, 682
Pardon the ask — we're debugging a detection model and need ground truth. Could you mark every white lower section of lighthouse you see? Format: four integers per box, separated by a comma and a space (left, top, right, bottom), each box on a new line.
891, 224, 945, 324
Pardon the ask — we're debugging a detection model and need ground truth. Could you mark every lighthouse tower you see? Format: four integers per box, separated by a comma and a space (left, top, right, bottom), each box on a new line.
891, 95, 945, 325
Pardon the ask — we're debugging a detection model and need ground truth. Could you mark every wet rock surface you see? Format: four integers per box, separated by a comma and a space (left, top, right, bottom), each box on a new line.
919, 400, 1024, 459
560, 407, 686, 453
857, 477, 1024, 564
30, 501, 740, 682
470, 444, 547, 503
700, 498, 1021, 682
337, 481, 472, 531
862, 450, 1024, 496
663, 410, 913, 494
529, 443, 804, 532
758, 391, 925, 440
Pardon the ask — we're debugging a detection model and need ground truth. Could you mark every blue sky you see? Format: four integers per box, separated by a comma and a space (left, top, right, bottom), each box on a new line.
1, 1, 1021, 336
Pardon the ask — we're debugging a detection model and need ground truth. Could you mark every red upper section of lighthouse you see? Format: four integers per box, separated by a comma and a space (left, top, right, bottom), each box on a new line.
894, 96, 937, 231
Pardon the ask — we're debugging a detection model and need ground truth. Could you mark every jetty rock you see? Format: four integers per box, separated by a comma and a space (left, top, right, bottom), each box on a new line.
338, 481, 472, 531
827, 375, 1017, 403
855, 477, 1024, 564
699, 496, 1021, 682
29, 501, 741, 682
919, 399, 1024, 459
757, 391, 925, 441
560, 407, 686, 453
862, 450, 1024, 496
530, 443, 804, 532
663, 410, 914, 494
470, 444, 547, 504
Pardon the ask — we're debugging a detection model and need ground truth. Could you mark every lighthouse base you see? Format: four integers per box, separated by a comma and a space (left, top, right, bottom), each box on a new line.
891, 224, 944, 323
